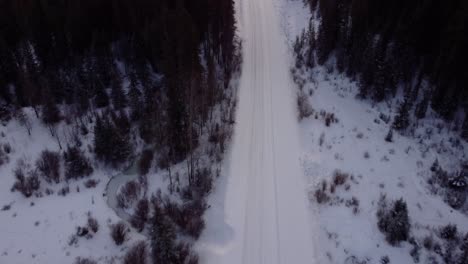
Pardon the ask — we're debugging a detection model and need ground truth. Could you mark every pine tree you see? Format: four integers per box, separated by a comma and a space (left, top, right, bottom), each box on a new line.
462, 116, 468, 141
306, 20, 316, 68
385, 128, 393, 142
415, 92, 429, 120
95, 86, 109, 108
392, 98, 410, 131
128, 86, 142, 121
150, 202, 176, 264
111, 73, 127, 110
64, 145, 93, 180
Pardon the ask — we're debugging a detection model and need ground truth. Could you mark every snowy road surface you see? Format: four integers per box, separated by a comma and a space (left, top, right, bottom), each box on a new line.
202, 0, 316, 263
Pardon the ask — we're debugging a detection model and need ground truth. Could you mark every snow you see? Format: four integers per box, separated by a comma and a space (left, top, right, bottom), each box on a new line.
201, 0, 468, 263
0, 109, 144, 264
198, 0, 317, 263
2, 0, 467, 263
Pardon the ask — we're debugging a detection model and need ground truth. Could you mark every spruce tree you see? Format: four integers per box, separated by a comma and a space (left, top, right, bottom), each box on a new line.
415, 92, 429, 120
385, 129, 393, 142
462, 116, 468, 141
393, 98, 410, 131
150, 202, 176, 264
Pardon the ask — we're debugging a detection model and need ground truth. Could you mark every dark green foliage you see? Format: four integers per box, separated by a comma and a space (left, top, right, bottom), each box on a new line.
385, 129, 393, 142
150, 201, 177, 263
462, 116, 468, 141
64, 146, 93, 180
440, 224, 458, 240
377, 196, 411, 245
392, 98, 411, 131
94, 114, 133, 167
308, 0, 468, 121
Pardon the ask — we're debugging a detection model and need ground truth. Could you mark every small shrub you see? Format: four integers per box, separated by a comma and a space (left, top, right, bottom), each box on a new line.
333, 171, 349, 186
110, 221, 127, 245
58, 186, 70, 196
76, 226, 89, 237
297, 91, 313, 120
36, 150, 61, 183
117, 180, 141, 208
123, 241, 148, 264
87, 216, 99, 233
380, 256, 390, 264
0, 146, 8, 166
315, 189, 329, 204
12, 161, 40, 198
364, 151, 370, 159
84, 179, 99, 189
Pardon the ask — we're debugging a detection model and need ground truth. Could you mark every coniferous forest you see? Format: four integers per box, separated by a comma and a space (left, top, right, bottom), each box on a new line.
0, 1, 238, 263
299, 0, 467, 132
0, 0, 237, 163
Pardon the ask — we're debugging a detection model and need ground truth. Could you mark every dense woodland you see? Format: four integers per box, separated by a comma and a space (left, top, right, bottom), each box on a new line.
0, 0, 238, 263
0, 0, 237, 164
298, 0, 468, 138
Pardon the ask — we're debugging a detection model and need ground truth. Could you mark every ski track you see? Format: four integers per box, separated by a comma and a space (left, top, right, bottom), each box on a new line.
203, 0, 316, 263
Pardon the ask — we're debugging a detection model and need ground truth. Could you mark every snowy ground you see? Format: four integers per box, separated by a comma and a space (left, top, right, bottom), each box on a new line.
277, 0, 468, 263
0, 109, 147, 264
198, 0, 317, 263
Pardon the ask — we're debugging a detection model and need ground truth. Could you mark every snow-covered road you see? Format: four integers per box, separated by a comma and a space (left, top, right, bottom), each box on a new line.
203, 0, 316, 263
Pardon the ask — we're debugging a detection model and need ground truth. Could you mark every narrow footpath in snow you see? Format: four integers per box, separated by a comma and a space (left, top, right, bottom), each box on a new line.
201, 0, 316, 263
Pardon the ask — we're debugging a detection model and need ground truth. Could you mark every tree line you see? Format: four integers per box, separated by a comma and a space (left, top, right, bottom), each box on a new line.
0, 0, 238, 163
301, 0, 467, 137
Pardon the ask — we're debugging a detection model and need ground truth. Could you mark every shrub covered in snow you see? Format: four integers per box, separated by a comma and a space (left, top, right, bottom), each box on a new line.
12, 160, 40, 198
87, 216, 99, 234
377, 196, 411, 246
297, 91, 313, 120
36, 150, 61, 183
117, 180, 142, 209
110, 221, 128, 246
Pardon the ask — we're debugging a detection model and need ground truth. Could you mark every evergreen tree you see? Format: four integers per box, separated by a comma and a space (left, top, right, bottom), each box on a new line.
128, 86, 143, 121
64, 145, 93, 180
462, 116, 468, 141
150, 201, 176, 264
385, 128, 393, 143
415, 92, 430, 120
111, 73, 127, 110
392, 98, 411, 131
95, 86, 109, 108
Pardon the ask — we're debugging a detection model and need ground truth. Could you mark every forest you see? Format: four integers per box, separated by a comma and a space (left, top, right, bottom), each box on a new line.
0, 0, 237, 163
0, 0, 238, 263
299, 0, 468, 136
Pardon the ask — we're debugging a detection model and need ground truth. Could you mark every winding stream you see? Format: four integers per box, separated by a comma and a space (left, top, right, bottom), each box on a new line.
105, 162, 139, 222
